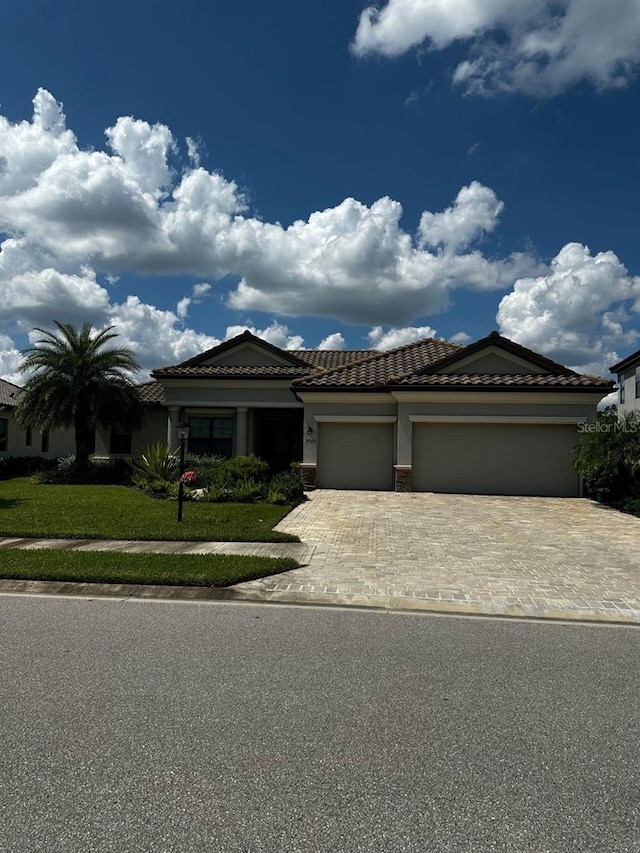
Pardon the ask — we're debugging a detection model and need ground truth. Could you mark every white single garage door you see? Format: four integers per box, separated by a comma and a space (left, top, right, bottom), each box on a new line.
317, 422, 394, 490
412, 422, 580, 497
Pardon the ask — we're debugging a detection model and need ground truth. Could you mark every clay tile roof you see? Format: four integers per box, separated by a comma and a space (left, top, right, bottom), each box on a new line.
151, 349, 373, 379
390, 373, 615, 389
151, 364, 316, 379
0, 378, 24, 408
293, 339, 461, 389
137, 381, 165, 404
291, 350, 372, 368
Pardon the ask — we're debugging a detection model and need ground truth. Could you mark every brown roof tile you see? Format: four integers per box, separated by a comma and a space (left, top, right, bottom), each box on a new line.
0, 378, 23, 408
137, 381, 165, 404
152, 349, 373, 379
293, 339, 461, 389
292, 350, 372, 368
390, 373, 615, 390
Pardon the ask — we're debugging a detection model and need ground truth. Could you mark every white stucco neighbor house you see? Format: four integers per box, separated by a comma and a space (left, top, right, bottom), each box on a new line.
609, 348, 640, 414
0, 377, 75, 459
144, 330, 613, 497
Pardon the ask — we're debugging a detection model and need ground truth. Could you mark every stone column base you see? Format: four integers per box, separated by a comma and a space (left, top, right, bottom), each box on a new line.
394, 465, 412, 492
299, 463, 317, 490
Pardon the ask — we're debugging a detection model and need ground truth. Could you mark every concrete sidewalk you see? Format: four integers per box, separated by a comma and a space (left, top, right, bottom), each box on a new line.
0, 536, 313, 562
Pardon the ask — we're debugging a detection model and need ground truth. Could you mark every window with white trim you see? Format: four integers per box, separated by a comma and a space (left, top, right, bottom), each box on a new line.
0, 418, 7, 451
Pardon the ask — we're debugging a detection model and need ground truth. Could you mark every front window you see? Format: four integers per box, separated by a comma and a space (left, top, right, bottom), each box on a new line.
110, 428, 132, 455
41, 431, 49, 453
635, 368, 640, 399
25, 426, 32, 447
620, 374, 626, 404
0, 418, 7, 451
188, 417, 233, 457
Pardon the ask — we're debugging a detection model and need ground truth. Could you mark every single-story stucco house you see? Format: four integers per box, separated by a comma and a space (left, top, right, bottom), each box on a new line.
610, 348, 640, 414
1, 331, 614, 496
148, 330, 612, 496
0, 377, 75, 459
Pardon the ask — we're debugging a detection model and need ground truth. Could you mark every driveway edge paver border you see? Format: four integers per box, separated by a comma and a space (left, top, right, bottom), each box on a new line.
2, 578, 640, 625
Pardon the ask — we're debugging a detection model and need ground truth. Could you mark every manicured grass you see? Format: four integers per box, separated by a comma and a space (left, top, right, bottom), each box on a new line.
0, 478, 299, 542
0, 548, 298, 587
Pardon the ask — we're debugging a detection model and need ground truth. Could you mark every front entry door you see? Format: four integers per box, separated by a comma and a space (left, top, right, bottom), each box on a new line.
254, 409, 303, 472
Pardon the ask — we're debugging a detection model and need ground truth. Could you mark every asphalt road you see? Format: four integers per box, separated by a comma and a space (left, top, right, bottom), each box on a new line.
1, 596, 639, 853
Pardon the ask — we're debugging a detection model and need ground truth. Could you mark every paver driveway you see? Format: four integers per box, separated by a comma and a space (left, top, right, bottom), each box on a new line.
233, 490, 640, 623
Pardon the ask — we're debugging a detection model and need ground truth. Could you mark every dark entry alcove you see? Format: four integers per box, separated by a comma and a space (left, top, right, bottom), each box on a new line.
253, 409, 303, 472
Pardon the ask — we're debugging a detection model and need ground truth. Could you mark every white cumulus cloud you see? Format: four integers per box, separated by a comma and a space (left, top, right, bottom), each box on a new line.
0, 334, 23, 386
223, 321, 305, 351
368, 325, 439, 350
0, 91, 542, 330
318, 333, 346, 350
497, 242, 640, 374
352, 0, 640, 97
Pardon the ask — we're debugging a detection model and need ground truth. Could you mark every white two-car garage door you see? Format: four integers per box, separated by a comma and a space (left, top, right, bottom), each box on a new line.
412, 422, 580, 497
317, 422, 394, 490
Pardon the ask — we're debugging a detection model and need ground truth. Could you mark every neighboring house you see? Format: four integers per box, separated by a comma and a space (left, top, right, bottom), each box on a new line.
0, 378, 74, 459
142, 330, 612, 498
609, 348, 640, 414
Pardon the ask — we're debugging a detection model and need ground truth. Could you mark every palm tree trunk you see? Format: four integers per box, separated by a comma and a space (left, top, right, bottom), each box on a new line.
73, 415, 94, 480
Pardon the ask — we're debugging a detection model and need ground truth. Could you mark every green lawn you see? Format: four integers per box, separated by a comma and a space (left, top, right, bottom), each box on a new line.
0, 478, 299, 542
0, 548, 297, 587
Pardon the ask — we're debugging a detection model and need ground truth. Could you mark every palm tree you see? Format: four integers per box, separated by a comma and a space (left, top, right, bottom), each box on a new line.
15, 321, 144, 477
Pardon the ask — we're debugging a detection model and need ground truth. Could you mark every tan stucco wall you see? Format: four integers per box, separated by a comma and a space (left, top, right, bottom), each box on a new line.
438, 352, 546, 375
162, 382, 299, 407
94, 408, 168, 458
209, 345, 292, 367
0, 412, 74, 458
300, 398, 397, 464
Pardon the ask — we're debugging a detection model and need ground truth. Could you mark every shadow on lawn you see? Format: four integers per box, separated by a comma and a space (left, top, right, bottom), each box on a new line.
0, 497, 26, 510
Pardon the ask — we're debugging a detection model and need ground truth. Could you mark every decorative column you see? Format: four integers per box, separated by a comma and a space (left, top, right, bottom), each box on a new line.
300, 418, 317, 489
236, 407, 248, 456
167, 407, 180, 452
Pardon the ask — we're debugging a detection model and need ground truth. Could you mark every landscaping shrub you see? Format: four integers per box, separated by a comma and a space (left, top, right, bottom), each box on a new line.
265, 484, 286, 504
267, 469, 305, 503
221, 454, 270, 485
131, 443, 179, 483
230, 477, 263, 502
32, 455, 133, 485
0, 455, 57, 479
616, 497, 640, 517
573, 411, 640, 502
184, 454, 224, 489
132, 477, 178, 498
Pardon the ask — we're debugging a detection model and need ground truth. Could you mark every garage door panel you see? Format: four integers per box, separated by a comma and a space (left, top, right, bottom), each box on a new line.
318, 423, 394, 490
412, 423, 579, 497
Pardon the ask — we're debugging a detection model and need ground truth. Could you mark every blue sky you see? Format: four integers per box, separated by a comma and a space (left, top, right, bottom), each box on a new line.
1, 0, 639, 385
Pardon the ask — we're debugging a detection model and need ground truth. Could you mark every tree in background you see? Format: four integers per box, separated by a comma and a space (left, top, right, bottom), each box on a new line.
15, 321, 143, 479
573, 410, 640, 503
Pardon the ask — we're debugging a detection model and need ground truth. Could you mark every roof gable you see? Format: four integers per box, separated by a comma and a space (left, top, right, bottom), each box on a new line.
175, 331, 309, 369
610, 346, 640, 375
435, 347, 548, 376
418, 331, 577, 378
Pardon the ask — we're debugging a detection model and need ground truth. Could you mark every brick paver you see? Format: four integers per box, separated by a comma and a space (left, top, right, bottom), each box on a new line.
232, 491, 640, 623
